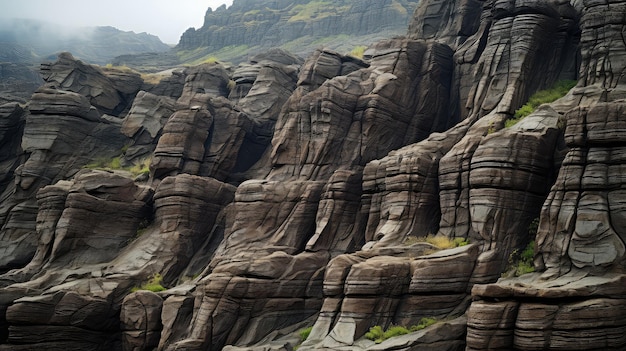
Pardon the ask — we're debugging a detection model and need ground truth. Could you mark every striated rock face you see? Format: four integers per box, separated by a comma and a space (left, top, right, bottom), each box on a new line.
176, 0, 420, 63
40, 52, 142, 116
467, 1, 626, 350
0, 103, 24, 196
151, 52, 301, 183
0, 85, 129, 272
1, 0, 626, 350
121, 91, 177, 163
155, 35, 460, 350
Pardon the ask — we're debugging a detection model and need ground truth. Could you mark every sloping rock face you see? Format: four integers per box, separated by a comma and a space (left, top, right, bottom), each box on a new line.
468, 1, 626, 349
1, 0, 626, 351
0, 46, 298, 351
0, 53, 138, 274
180, 0, 419, 51
174, 0, 420, 63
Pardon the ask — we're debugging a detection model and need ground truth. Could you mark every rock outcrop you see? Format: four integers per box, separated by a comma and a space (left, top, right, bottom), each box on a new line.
179, 0, 420, 54
113, 0, 420, 68
0, 53, 139, 273
468, 2, 626, 349
1, 0, 626, 351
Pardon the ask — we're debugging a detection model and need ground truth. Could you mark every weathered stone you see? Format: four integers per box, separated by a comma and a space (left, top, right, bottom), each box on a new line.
178, 0, 420, 62
121, 91, 176, 163
121, 291, 163, 351
0, 103, 25, 195
40, 52, 141, 116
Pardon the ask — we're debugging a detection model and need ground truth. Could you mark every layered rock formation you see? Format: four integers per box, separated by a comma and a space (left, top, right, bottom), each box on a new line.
179, 0, 419, 53
117, 0, 420, 68
1, 0, 626, 351
468, 2, 626, 349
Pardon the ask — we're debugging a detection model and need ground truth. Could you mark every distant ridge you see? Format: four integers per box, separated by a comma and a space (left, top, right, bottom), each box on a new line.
114, 0, 419, 69
0, 19, 171, 65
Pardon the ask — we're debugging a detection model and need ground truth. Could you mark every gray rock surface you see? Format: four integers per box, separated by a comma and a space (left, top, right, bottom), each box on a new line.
177, 0, 420, 63
1, 0, 626, 350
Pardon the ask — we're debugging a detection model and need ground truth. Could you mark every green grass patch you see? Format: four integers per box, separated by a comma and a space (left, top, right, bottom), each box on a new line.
180, 45, 250, 66
503, 240, 536, 277
85, 156, 122, 170
288, 1, 344, 22
411, 317, 438, 331
403, 235, 468, 249
128, 157, 151, 177
365, 318, 438, 343
176, 47, 211, 62
85, 156, 151, 178
349, 45, 367, 59
299, 326, 313, 342
507, 80, 577, 127
131, 273, 166, 293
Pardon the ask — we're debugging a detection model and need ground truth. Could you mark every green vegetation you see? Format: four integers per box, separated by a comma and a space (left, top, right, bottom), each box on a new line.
364, 318, 438, 343
503, 240, 536, 277
103, 64, 165, 85
288, 1, 349, 22
85, 156, 122, 170
131, 273, 166, 293
177, 45, 250, 66
198, 56, 220, 65
85, 156, 151, 178
176, 47, 211, 62
294, 326, 314, 350
507, 80, 577, 127
128, 157, 151, 177
299, 326, 313, 342
412, 317, 438, 330
349, 45, 367, 59
243, 9, 261, 17
403, 235, 469, 249
227, 79, 237, 92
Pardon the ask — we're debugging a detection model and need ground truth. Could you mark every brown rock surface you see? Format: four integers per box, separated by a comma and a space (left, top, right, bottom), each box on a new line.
0, 173, 235, 350
121, 291, 163, 351
121, 91, 176, 163
0, 86, 128, 273
468, 1, 626, 350
0, 103, 24, 196
163, 36, 458, 350
40, 52, 142, 116
2, 0, 626, 350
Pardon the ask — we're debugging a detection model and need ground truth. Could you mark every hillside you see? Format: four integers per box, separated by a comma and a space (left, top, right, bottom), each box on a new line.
114, 0, 419, 68
1, 1, 626, 351
0, 19, 171, 65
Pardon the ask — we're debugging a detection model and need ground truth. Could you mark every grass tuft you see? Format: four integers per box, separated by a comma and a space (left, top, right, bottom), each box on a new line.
349, 46, 367, 59
131, 273, 166, 293
507, 80, 576, 127
365, 318, 438, 343
403, 235, 469, 249
299, 326, 313, 342
503, 240, 536, 277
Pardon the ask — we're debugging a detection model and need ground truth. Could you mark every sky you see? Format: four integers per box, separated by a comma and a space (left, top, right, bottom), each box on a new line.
0, 0, 233, 44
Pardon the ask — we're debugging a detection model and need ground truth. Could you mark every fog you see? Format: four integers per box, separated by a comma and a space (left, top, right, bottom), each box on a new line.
0, 0, 233, 44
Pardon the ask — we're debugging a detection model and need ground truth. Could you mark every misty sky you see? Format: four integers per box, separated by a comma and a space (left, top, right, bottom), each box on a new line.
0, 0, 234, 44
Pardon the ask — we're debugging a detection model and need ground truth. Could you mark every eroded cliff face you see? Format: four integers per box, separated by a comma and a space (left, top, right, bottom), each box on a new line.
0, 1, 625, 351
178, 0, 420, 61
